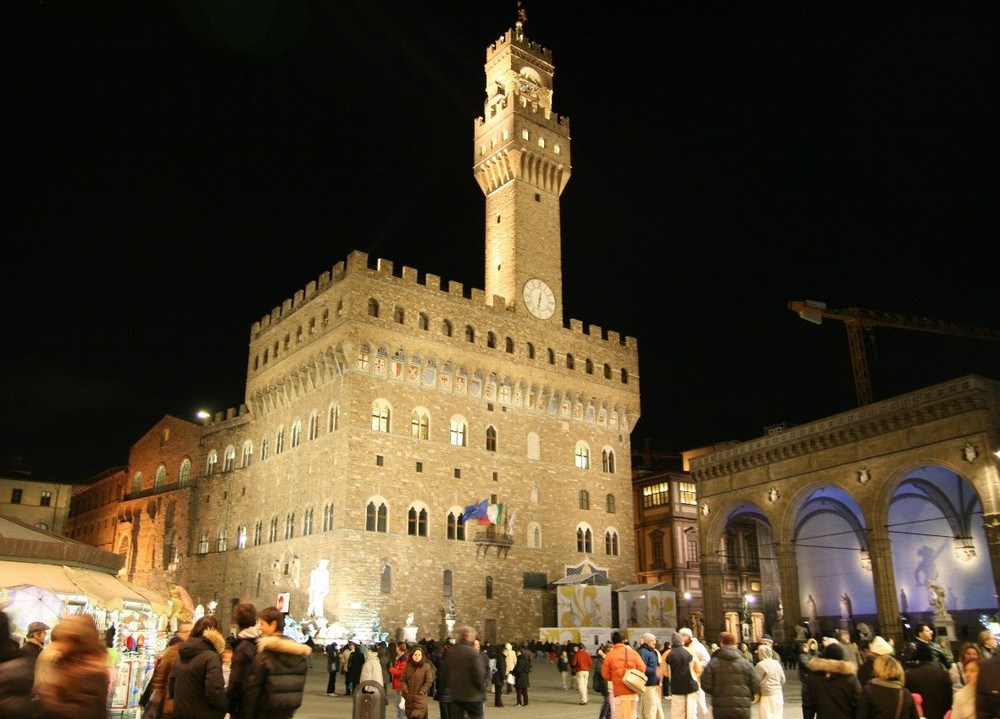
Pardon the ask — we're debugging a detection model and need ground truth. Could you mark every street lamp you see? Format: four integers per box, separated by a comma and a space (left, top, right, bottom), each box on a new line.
683, 592, 692, 625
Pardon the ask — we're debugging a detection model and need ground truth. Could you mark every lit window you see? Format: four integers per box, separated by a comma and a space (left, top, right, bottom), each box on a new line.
643, 483, 670, 508
323, 504, 333, 531
206, 452, 218, 475
679, 482, 697, 505
329, 405, 340, 432
237, 526, 247, 549
198, 532, 209, 554
411, 410, 429, 440
291, 420, 302, 448
538, 137, 546, 148
179, 459, 191, 486
275, 429, 285, 454
602, 449, 616, 474
450, 417, 467, 447
40, 490, 52, 507
155, 466, 167, 490
223, 447, 236, 472
575, 442, 590, 469
372, 402, 391, 432
242, 442, 253, 467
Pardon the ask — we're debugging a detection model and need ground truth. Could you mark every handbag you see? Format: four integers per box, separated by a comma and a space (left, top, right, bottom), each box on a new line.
622, 646, 649, 694
507, 673, 516, 685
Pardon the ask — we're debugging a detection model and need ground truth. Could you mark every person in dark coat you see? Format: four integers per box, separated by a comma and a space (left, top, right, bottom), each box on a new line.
434, 641, 453, 719
347, 640, 366, 695
512, 647, 532, 706
226, 602, 258, 719
401, 646, 435, 719
441, 627, 485, 719
858, 655, 920, 719
0, 610, 35, 719
491, 647, 507, 707
701, 631, 761, 719
802, 642, 862, 719
242, 606, 311, 719
326, 642, 341, 695
170, 615, 228, 719
903, 641, 953, 719
593, 643, 611, 719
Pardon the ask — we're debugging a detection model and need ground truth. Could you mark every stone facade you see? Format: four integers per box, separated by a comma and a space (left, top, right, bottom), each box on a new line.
0, 473, 74, 535
68, 22, 641, 644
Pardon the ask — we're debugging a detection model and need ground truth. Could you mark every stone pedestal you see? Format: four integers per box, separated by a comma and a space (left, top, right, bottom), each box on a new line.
932, 614, 956, 642
403, 625, 418, 643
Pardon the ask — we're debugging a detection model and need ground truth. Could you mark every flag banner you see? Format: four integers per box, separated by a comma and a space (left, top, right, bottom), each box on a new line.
487, 502, 504, 525
463, 499, 489, 521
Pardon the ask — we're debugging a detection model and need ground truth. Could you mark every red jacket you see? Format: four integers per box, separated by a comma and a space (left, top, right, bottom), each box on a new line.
389, 655, 407, 690
572, 650, 593, 672
600, 643, 645, 696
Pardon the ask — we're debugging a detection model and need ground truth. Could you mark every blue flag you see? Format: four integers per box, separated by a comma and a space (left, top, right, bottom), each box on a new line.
463, 499, 489, 521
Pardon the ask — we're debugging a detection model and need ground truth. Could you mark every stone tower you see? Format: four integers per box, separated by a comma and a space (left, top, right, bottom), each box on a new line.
475, 20, 571, 322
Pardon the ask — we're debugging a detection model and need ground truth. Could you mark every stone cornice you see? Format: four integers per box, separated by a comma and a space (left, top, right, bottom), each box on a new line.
691, 375, 996, 480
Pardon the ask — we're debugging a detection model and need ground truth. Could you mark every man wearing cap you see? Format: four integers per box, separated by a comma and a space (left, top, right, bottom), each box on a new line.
679, 628, 711, 666
857, 636, 893, 685
19, 621, 48, 665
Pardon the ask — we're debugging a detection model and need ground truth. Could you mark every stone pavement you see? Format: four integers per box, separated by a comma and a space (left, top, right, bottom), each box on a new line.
293, 657, 804, 719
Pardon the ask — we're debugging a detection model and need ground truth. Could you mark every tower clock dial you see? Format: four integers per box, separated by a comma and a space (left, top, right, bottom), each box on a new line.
523, 278, 555, 319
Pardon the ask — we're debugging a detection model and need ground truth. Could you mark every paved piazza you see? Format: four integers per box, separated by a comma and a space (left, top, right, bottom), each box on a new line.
289, 654, 804, 719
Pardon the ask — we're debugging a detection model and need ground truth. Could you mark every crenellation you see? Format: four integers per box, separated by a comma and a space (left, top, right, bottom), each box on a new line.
281, 298, 293, 315
569, 319, 583, 333
425, 273, 441, 291
401, 266, 418, 283
293, 289, 304, 308
470, 287, 486, 304
304, 281, 316, 300
317, 271, 331, 290
448, 280, 465, 296
332, 260, 346, 280
375, 257, 394, 276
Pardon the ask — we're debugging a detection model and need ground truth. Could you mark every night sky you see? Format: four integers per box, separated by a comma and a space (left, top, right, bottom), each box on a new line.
3, 1, 998, 483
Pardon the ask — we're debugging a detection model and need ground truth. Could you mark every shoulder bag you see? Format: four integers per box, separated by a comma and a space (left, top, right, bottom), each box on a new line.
622, 646, 649, 694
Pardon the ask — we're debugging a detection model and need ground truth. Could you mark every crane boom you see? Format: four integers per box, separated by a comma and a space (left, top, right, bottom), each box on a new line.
789, 299, 1000, 406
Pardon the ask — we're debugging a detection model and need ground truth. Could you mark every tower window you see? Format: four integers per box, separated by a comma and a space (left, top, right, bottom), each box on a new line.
522, 129, 529, 140
535, 193, 541, 202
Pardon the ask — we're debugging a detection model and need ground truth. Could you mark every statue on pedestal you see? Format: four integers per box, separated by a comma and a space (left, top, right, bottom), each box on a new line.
928, 579, 947, 616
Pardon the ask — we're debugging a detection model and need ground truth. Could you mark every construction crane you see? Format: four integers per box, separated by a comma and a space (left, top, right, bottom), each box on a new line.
788, 299, 1000, 406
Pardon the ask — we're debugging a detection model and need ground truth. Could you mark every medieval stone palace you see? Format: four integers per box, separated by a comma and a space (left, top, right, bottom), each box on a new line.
66, 19, 640, 643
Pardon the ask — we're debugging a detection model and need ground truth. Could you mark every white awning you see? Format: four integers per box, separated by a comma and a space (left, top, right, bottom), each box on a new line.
0, 561, 167, 613
552, 572, 610, 585
616, 582, 676, 593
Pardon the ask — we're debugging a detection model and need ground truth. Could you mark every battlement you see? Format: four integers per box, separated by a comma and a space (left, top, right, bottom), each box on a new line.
486, 28, 552, 64
475, 101, 570, 134
248, 249, 636, 350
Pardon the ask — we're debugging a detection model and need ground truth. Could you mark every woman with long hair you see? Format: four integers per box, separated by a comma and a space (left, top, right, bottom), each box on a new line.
33, 614, 109, 719
858, 655, 920, 719
401, 646, 434, 719
950, 643, 982, 689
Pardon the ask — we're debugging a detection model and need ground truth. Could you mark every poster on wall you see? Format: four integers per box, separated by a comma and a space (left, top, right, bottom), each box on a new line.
276, 592, 290, 613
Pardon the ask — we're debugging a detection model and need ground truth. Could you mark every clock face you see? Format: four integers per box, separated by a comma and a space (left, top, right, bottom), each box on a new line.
523, 278, 555, 319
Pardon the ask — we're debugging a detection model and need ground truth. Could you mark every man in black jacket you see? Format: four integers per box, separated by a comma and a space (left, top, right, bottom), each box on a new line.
227, 602, 258, 719
242, 606, 312, 719
442, 626, 486, 719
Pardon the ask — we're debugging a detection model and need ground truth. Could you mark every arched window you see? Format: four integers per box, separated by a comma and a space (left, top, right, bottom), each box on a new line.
309, 412, 319, 440
579, 490, 590, 510
450, 417, 467, 447
237, 525, 247, 549
242, 441, 253, 467
602, 449, 616, 474
217, 530, 228, 552
198, 531, 209, 554
224, 446, 236, 472
368, 298, 379, 317
419, 312, 429, 330
621, 368, 629, 384
547, 348, 556, 364
154, 465, 166, 490
329, 405, 340, 432
285, 513, 295, 539
393, 306, 405, 324
408, 506, 428, 537
442, 320, 453, 337
303, 508, 314, 536
532, 524, 541, 548
447, 511, 466, 540
260, 437, 270, 460
411, 410, 429, 439
269, 517, 278, 542
604, 363, 612, 379
605, 530, 619, 555
443, 569, 453, 597
381, 564, 392, 593
575, 442, 591, 469
371, 401, 390, 432
526, 342, 535, 359
505, 337, 514, 353
253, 522, 262, 546
179, 459, 191, 486
131, 472, 142, 495
291, 420, 302, 448
275, 428, 285, 454
486, 576, 494, 599
585, 358, 594, 374
606, 493, 616, 514
576, 526, 593, 554
487, 331, 497, 349
465, 325, 475, 343
367, 501, 388, 533
324, 503, 333, 531
485, 426, 497, 452
206, 451, 218, 475
566, 353, 575, 370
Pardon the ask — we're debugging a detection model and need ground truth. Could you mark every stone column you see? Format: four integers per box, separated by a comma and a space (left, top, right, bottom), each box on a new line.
701, 555, 725, 641
775, 542, 802, 636
983, 512, 1000, 611
868, 529, 903, 643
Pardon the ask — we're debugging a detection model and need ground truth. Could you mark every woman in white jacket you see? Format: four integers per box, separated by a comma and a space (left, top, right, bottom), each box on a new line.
754, 645, 786, 719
